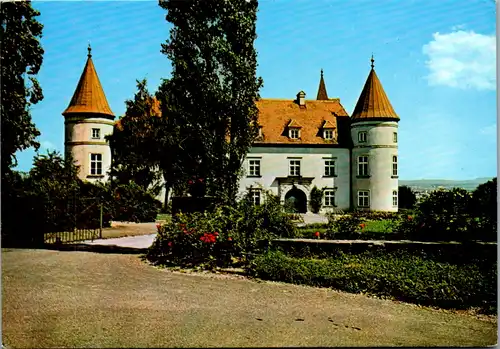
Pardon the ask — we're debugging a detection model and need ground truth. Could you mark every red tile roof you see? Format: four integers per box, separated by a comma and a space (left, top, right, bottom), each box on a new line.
255, 98, 349, 145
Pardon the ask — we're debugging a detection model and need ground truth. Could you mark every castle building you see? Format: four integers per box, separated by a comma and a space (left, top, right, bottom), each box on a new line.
63, 48, 400, 212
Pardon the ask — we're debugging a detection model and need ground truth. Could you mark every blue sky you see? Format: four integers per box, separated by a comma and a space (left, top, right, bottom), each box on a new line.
19, 0, 496, 180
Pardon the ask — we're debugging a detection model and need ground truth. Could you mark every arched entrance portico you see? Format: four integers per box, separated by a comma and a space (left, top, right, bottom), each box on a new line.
284, 187, 307, 213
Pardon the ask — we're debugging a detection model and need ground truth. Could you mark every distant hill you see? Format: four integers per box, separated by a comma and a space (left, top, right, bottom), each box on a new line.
399, 177, 494, 191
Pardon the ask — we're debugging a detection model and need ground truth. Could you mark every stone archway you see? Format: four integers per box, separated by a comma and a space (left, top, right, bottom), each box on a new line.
284, 187, 307, 213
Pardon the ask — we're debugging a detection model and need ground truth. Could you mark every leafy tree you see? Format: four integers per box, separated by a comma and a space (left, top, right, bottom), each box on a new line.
159, 0, 263, 205
107, 79, 163, 195
1, 0, 44, 172
398, 185, 417, 209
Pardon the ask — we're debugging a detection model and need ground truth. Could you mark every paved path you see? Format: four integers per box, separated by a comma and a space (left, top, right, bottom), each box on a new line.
2, 249, 497, 347
81, 233, 157, 249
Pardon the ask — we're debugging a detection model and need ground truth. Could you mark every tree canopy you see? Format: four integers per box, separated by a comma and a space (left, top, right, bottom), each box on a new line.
1, 0, 44, 172
159, 0, 263, 204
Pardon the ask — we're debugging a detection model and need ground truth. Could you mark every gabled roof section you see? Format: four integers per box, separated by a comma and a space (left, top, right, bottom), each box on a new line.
255, 99, 349, 145
321, 120, 335, 129
287, 119, 302, 128
351, 57, 399, 122
62, 45, 114, 118
316, 69, 329, 100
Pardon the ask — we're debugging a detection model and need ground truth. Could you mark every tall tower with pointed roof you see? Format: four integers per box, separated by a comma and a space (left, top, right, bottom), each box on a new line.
350, 56, 399, 212
62, 45, 115, 182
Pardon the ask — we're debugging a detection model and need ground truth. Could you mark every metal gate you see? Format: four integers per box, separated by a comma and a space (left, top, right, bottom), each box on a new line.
44, 195, 103, 244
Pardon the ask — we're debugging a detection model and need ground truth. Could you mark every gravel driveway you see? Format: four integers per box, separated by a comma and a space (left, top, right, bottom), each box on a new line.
2, 248, 496, 348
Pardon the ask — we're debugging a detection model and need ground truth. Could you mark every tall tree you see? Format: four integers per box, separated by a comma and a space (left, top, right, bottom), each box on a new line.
107, 79, 163, 194
159, 0, 263, 204
1, 0, 44, 172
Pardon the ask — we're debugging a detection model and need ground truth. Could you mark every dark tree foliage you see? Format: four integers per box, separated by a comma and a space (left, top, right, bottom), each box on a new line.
0, 0, 44, 171
159, 0, 263, 204
107, 79, 163, 195
471, 177, 497, 230
398, 185, 417, 209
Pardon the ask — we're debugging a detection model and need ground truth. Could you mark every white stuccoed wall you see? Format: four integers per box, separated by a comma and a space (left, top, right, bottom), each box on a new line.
351, 121, 399, 212
238, 146, 351, 212
65, 117, 114, 183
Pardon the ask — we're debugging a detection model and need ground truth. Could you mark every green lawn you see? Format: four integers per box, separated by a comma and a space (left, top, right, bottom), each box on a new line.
156, 213, 172, 222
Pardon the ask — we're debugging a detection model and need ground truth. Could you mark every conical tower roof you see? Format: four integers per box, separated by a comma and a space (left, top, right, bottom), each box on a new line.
62, 45, 114, 118
351, 57, 399, 122
316, 69, 329, 100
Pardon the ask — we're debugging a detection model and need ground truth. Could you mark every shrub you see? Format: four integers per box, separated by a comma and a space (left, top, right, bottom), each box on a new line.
398, 185, 417, 209
147, 189, 298, 269
112, 182, 162, 222
325, 213, 364, 239
249, 250, 497, 314
401, 188, 481, 242
309, 186, 323, 213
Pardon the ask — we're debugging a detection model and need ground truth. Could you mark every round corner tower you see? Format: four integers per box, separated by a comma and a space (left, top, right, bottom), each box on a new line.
350, 57, 400, 212
62, 45, 115, 183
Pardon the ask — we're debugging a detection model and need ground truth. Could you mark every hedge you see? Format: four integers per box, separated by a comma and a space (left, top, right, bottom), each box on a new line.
249, 250, 497, 314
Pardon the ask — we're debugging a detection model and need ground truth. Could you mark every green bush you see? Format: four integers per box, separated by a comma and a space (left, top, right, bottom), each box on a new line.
395, 188, 493, 242
112, 182, 162, 222
147, 189, 298, 269
249, 250, 497, 314
325, 213, 364, 239
309, 186, 323, 213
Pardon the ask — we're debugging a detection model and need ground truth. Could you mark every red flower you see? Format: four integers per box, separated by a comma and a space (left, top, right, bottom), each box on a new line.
360, 223, 366, 229
214, 232, 219, 236
183, 229, 189, 235
188, 180, 194, 185
228, 237, 233, 241
314, 231, 320, 238
408, 215, 413, 220
156, 224, 161, 230
167, 241, 173, 247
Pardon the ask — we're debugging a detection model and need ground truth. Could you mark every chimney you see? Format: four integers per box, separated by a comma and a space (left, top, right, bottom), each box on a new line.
297, 91, 306, 108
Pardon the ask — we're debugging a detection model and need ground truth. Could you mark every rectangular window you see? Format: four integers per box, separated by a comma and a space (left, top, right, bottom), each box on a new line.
324, 160, 336, 177
393, 132, 398, 143
393, 190, 398, 207
358, 131, 367, 143
92, 128, 101, 139
289, 160, 301, 176
358, 191, 370, 207
358, 156, 368, 176
251, 190, 261, 205
248, 159, 261, 177
324, 129, 333, 140
90, 153, 102, 175
290, 129, 300, 139
392, 155, 398, 176
324, 190, 336, 207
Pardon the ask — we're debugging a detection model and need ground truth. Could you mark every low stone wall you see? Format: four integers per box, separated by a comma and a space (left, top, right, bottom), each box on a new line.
271, 238, 497, 263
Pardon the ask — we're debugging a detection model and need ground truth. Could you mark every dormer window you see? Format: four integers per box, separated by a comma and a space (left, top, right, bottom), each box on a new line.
323, 129, 333, 140
287, 119, 302, 139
